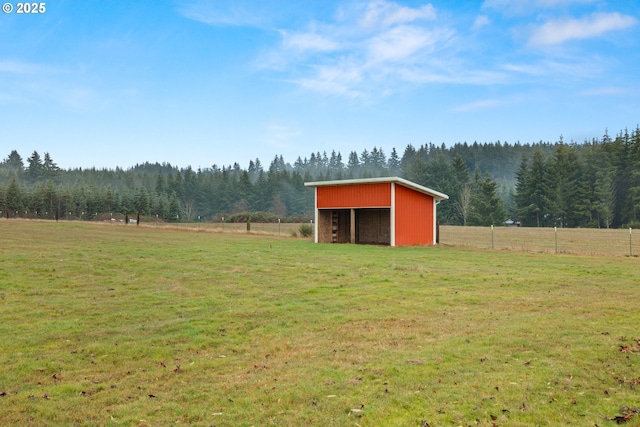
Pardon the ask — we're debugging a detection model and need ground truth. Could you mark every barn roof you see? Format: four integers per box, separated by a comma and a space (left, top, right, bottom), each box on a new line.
304, 177, 449, 201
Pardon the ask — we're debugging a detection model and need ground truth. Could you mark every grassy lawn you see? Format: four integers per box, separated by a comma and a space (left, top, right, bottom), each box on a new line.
1, 220, 639, 426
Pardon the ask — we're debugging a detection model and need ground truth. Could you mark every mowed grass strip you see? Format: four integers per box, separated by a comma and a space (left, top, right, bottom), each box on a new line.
0, 220, 639, 426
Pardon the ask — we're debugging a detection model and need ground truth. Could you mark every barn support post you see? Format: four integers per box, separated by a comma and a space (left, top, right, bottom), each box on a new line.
390, 183, 396, 246
313, 188, 319, 243
350, 209, 356, 243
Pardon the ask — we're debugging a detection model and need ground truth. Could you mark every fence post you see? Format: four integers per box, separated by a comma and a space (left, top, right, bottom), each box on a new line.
491, 224, 494, 249
630, 228, 633, 257
554, 227, 558, 254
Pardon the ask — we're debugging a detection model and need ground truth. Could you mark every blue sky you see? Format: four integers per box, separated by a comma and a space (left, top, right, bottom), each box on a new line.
1, 0, 639, 170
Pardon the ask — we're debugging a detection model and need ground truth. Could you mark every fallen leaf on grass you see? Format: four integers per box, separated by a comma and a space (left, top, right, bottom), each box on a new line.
619, 345, 640, 353
602, 414, 634, 424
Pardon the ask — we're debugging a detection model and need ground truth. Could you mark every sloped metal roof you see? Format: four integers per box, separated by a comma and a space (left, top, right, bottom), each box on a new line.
304, 176, 449, 201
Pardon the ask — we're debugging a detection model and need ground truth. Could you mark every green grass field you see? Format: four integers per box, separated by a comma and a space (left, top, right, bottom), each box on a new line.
1, 220, 639, 426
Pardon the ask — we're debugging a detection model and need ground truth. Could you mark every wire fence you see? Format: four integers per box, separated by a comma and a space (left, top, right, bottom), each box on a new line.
440, 225, 639, 257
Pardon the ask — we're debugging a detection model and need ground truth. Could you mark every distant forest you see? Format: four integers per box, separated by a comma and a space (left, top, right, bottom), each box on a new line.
1, 126, 639, 228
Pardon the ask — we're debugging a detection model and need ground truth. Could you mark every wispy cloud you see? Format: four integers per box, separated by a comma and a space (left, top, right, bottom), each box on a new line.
360, 0, 436, 28
529, 12, 638, 45
366, 25, 446, 63
578, 86, 627, 96
472, 15, 490, 31
0, 59, 50, 74
177, 0, 273, 27
453, 98, 505, 112
179, 0, 638, 101
280, 31, 341, 53
261, 123, 302, 150
483, 0, 598, 15
263, 1, 460, 98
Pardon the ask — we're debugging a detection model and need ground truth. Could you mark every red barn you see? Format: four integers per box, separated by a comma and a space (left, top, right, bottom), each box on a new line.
304, 177, 448, 247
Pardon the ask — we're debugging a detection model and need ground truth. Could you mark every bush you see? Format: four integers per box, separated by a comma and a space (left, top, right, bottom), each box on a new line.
298, 223, 313, 237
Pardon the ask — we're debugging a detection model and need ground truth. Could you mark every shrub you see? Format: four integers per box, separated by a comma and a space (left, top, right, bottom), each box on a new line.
298, 223, 313, 237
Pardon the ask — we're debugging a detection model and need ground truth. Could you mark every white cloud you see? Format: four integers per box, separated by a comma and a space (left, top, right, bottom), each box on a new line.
281, 31, 340, 53
366, 26, 447, 63
453, 98, 504, 112
294, 60, 367, 99
360, 0, 436, 28
472, 15, 490, 31
178, 0, 270, 27
261, 123, 303, 150
529, 12, 637, 45
0, 60, 49, 74
579, 86, 626, 96
482, 0, 597, 15
267, 1, 461, 98
502, 58, 601, 80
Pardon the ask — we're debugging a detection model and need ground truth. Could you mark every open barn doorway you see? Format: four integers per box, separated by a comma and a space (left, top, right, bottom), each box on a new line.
317, 208, 391, 245
356, 208, 391, 245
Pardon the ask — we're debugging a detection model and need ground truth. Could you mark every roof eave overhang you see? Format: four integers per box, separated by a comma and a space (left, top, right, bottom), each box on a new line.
304, 176, 449, 201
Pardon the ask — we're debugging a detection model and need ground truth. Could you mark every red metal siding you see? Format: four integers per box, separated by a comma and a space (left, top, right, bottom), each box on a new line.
394, 184, 434, 246
317, 183, 391, 208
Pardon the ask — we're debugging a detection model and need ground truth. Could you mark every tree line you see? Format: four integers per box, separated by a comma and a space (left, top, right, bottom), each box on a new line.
1, 125, 638, 228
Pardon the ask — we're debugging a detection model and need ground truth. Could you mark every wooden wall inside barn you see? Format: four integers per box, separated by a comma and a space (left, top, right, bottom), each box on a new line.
357, 209, 390, 245
318, 209, 351, 243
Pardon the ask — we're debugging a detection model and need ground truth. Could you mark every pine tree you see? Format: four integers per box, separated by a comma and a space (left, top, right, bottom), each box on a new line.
594, 167, 616, 228
546, 143, 582, 227
4, 150, 24, 171
515, 148, 549, 227
42, 152, 60, 180
622, 126, 640, 225
6, 178, 23, 216
388, 148, 401, 175
469, 171, 505, 226
26, 151, 44, 182
347, 151, 359, 177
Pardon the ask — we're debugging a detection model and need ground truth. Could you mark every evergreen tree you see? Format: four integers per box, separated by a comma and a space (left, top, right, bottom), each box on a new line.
388, 148, 401, 175
347, 151, 359, 177
26, 151, 44, 182
400, 144, 417, 174
546, 142, 581, 227
594, 167, 616, 228
622, 126, 640, 225
4, 150, 24, 171
6, 178, 23, 216
469, 171, 505, 226
42, 152, 60, 180
515, 148, 549, 227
